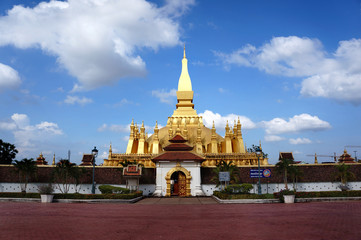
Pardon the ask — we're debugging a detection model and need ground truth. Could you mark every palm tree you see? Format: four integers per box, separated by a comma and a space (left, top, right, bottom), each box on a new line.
212, 160, 240, 187
335, 163, 355, 189
275, 158, 294, 190
289, 165, 303, 191
53, 159, 81, 193
13, 158, 37, 193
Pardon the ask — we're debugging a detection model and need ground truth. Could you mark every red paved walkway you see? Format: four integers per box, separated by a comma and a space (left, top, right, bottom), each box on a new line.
1, 201, 360, 240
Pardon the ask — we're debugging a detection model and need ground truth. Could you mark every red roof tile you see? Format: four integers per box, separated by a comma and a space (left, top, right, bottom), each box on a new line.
164, 143, 193, 151
152, 151, 204, 162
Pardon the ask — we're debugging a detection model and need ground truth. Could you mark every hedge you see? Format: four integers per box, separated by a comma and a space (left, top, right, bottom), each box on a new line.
0, 191, 143, 199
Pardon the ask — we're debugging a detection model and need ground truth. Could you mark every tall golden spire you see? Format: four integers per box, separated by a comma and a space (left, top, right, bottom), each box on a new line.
178, 45, 192, 91
172, 46, 197, 118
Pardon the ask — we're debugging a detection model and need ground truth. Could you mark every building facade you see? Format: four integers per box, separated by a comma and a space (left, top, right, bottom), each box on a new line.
102, 48, 269, 196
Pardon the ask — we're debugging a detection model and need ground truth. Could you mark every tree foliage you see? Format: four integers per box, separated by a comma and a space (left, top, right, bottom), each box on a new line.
275, 158, 295, 190
0, 139, 18, 164
288, 165, 303, 191
212, 160, 240, 186
53, 159, 85, 193
247, 144, 268, 158
13, 158, 37, 193
335, 163, 355, 186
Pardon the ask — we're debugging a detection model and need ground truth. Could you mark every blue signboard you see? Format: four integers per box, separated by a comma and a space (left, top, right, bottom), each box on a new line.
250, 169, 272, 178
219, 172, 230, 181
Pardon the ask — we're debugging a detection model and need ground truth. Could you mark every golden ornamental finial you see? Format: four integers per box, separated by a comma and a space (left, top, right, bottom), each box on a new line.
183, 43, 186, 59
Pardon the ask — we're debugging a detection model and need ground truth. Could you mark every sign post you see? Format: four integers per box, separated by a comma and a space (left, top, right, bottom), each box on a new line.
219, 172, 230, 191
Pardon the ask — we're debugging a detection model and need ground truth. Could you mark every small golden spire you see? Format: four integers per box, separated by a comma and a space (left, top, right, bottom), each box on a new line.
52, 153, 55, 165
155, 120, 158, 128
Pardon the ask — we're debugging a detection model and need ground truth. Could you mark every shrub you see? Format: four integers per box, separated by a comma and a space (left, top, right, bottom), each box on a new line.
225, 184, 253, 194
53, 191, 142, 199
38, 184, 54, 194
98, 185, 130, 194
0, 192, 40, 198
274, 189, 296, 203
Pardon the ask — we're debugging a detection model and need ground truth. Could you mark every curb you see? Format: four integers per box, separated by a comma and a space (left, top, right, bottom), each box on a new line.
212, 195, 279, 204
296, 197, 361, 202
212, 195, 361, 204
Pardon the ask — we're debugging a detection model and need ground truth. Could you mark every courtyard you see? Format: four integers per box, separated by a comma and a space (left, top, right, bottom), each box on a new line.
0, 198, 360, 239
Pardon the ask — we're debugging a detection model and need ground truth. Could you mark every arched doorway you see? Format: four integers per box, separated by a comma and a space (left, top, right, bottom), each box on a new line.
165, 165, 192, 197
170, 171, 187, 196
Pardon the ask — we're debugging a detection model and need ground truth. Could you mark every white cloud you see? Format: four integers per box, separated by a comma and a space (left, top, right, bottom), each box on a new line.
0, 0, 193, 90
263, 113, 331, 135
218, 88, 227, 93
98, 123, 129, 133
113, 98, 131, 107
0, 113, 63, 153
289, 138, 312, 145
215, 36, 361, 104
264, 135, 285, 142
152, 88, 177, 104
64, 95, 93, 105
199, 110, 256, 130
0, 63, 21, 90
98, 122, 161, 134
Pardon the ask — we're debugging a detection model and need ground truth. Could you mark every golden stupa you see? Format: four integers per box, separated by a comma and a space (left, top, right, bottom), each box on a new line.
103, 47, 269, 167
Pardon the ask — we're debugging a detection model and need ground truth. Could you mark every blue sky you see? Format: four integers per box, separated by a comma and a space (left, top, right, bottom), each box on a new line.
0, 0, 361, 164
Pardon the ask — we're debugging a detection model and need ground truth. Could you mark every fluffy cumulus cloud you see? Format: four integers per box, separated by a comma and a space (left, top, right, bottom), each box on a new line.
64, 95, 93, 105
200, 110, 256, 130
215, 36, 361, 104
0, 0, 195, 90
152, 89, 177, 104
0, 113, 63, 153
0, 63, 21, 90
289, 137, 312, 145
264, 135, 285, 142
98, 122, 159, 134
262, 113, 331, 135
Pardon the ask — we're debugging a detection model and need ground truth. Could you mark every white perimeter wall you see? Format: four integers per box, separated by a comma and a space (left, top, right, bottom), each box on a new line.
2, 182, 361, 196
0, 183, 155, 195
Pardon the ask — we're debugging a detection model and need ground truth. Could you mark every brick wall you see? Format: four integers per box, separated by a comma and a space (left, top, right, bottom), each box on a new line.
0, 166, 155, 185
201, 164, 361, 184
1, 164, 360, 185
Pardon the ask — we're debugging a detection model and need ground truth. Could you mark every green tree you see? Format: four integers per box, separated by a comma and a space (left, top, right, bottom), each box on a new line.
275, 158, 295, 190
247, 144, 268, 158
212, 160, 240, 187
335, 163, 355, 188
289, 165, 303, 191
13, 158, 37, 193
0, 139, 18, 164
53, 159, 84, 193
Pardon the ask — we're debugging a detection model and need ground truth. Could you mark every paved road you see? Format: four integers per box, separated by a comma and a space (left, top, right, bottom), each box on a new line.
1, 200, 361, 240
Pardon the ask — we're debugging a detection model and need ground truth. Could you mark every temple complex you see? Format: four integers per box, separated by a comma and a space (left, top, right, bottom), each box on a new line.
102, 48, 269, 196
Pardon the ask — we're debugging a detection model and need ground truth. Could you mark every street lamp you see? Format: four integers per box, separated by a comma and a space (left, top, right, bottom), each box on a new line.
91, 146, 98, 194
255, 146, 262, 195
